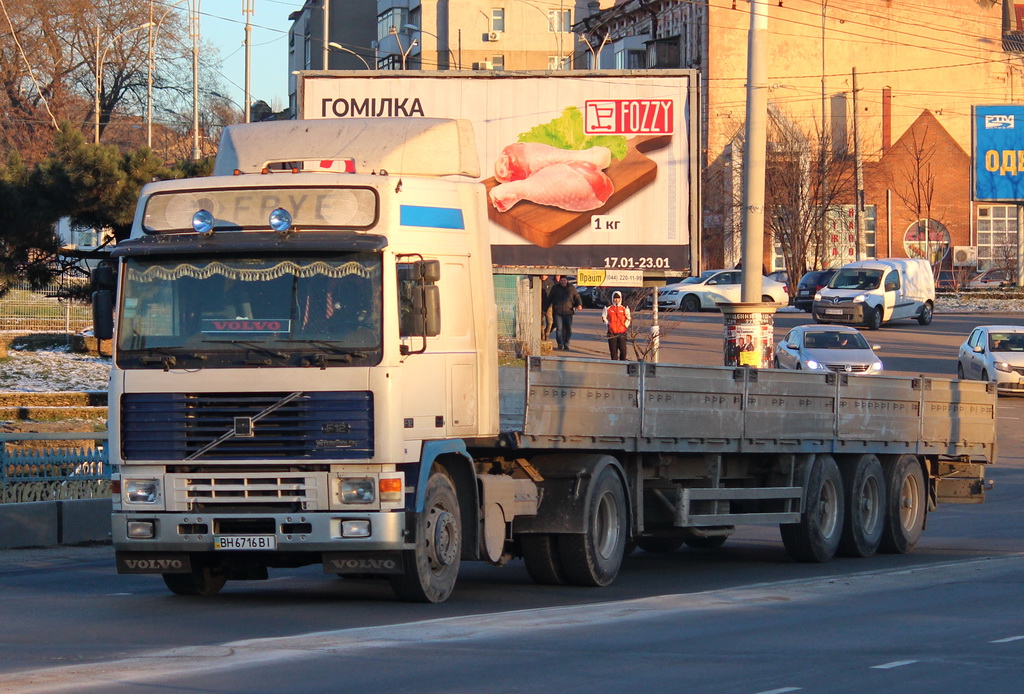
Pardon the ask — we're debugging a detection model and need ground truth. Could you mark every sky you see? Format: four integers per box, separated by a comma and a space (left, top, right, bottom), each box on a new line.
202, 0, 304, 113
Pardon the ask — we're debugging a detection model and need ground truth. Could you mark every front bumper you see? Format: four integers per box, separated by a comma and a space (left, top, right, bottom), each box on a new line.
812, 300, 867, 325
112, 510, 411, 557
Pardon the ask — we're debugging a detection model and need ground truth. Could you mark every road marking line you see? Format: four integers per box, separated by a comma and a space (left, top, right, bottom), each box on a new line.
990, 635, 1024, 643
871, 660, 918, 669
755, 688, 801, 694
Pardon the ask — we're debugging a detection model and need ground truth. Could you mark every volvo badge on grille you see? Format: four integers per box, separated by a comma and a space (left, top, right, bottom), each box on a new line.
234, 417, 254, 437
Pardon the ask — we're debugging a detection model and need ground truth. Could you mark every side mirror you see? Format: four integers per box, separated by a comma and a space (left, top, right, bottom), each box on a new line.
973, 344, 984, 354
92, 290, 114, 340
872, 344, 881, 352
787, 342, 799, 350
92, 265, 115, 291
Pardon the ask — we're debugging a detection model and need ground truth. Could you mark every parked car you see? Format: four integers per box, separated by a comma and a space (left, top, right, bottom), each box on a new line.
967, 268, 1013, 288
767, 270, 791, 300
793, 268, 838, 312
773, 324, 883, 374
589, 286, 651, 309
657, 269, 788, 311
957, 325, 1024, 393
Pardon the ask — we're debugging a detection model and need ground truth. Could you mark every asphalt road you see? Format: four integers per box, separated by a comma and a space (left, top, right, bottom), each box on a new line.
0, 310, 1021, 693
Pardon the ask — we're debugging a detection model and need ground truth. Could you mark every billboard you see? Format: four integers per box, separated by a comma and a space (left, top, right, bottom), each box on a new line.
973, 105, 1024, 202
297, 71, 700, 273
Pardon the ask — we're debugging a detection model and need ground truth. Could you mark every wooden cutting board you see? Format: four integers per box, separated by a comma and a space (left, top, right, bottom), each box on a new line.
482, 134, 671, 248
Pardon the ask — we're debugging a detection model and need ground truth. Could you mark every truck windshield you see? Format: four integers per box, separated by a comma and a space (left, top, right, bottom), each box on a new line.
829, 268, 882, 291
116, 253, 383, 368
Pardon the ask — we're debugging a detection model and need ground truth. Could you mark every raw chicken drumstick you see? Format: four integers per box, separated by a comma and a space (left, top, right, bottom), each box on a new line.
494, 142, 612, 182
489, 161, 614, 212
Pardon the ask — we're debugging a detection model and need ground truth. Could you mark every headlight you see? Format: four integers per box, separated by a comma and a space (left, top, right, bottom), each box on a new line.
995, 361, 1014, 373
124, 479, 159, 503
852, 294, 868, 303
804, 360, 827, 371
870, 362, 883, 371
814, 292, 822, 301
340, 478, 375, 504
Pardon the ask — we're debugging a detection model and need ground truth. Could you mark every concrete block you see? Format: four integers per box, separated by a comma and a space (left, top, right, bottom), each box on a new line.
59, 499, 112, 545
0, 501, 58, 549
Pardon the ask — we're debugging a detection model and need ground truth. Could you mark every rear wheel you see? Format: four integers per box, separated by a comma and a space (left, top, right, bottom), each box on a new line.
521, 534, 567, 585
917, 301, 933, 325
390, 469, 461, 602
761, 294, 774, 303
780, 455, 844, 563
635, 535, 684, 553
682, 295, 700, 312
838, 455, 886, 558
162, 566, 227, 596
558, 466, 627, 586
879, 455, 925, 554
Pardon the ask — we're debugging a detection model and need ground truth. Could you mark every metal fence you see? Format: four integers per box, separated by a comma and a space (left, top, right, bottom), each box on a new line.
1, 433, 110, 503
494, 275, 537, 361
0, 277, 93, 333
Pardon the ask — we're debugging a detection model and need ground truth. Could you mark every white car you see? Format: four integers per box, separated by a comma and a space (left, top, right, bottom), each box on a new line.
773, 325, 883, 374
657, 269, 788, 311
957, 325, 1024, 393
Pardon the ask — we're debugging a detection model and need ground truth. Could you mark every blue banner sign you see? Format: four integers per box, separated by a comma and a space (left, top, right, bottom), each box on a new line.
974, 105, 1024, 202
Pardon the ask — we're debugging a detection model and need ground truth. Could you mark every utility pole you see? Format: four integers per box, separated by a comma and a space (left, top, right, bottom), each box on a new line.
322, 0, 329, 69
740, 0, 768, 303
853, 67, 865, 261
191, 0, 201, 160
244, 0, 253, 122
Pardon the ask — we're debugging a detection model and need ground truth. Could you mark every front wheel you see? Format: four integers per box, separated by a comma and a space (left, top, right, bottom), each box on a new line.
681, 295, 701, 312
780, 454, 844, 563
957, 362, 965, 379
917, 301, 933, 325
866, 307, 883, 330
558, 466, 627, 586
162, 566, 227, 596
982, 369, 990, 382
879, 455, 925, 554
390, 468, 461, 603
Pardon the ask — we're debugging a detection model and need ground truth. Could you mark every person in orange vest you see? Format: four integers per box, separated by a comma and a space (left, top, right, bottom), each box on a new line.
602, 290, 632, 360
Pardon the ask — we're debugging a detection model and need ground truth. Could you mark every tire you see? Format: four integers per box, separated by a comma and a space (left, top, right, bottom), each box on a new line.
390, 469, 461, 602
780, 454, 844, 563
957, 362, 965, 379
682, 295, 700, 312
917, 301, 933, 325
521, 534, 567, 585
879, 455, 926, 554
761, 294, 774, 303
866, 306, 883, 330
162, 567, 227, 596
838, 454, 886, 558
635, 535, 685, 553
982, 369, 990, 382
772, 356, 780, 368
558, 466, 627, 586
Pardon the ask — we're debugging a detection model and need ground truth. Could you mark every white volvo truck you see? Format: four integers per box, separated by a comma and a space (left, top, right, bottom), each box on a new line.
94, 118, 996, 602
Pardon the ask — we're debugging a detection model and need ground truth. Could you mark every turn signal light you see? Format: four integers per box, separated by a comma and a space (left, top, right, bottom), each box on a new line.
379, 478, 403, 502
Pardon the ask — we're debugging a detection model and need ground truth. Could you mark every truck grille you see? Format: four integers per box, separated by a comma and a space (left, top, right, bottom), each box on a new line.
121, 391, 373, 460
168, 473, 320, 505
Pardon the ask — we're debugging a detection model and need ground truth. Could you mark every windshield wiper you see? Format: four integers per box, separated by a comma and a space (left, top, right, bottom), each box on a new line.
278, 339, 369, 366
203, 339, 290, 360
139, 347, 207, 371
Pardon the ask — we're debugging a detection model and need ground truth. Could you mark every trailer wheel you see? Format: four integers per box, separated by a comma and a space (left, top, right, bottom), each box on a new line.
162, 566, 226, 596
879, 455, 925, 554
780, 454, 844, 563
635, 535, 684, 553
390, 469, 461, 603
520, 534, 567, 585
558, 466, 627, 586
838, 454, 886, 558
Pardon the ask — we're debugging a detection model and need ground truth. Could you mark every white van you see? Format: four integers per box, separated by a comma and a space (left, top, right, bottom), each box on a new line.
811, 258, 935, 330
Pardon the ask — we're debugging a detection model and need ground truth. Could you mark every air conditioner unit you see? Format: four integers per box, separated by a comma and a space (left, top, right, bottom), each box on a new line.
487, 31, 501, 42
952, 245, 978, 265
474, 60, 493, 70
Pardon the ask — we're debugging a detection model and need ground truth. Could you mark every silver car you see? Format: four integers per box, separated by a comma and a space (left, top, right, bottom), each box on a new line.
773, 325, 883, 374
957, 325, 1024, 393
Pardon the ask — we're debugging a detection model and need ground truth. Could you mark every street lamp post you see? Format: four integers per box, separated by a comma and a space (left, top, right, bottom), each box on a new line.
95, 21, 154, 145
328, 42, 371, 69
389, 26, 418, 70
148, 0, 187, 147
403, 24, 459, 70
190, 0, 201, 160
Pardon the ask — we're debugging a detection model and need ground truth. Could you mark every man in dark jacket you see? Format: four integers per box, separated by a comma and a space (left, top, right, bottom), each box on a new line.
540, 274, 555, 341
548, 276, 583, 350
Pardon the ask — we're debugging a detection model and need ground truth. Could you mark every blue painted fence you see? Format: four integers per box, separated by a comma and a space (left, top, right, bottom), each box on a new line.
1, 433, 110, 503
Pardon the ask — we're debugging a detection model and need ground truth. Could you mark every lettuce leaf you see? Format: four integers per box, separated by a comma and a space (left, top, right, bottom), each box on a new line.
517, 107, 628, 160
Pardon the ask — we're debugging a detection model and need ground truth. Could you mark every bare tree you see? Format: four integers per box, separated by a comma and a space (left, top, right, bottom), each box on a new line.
888, 124, 947, 266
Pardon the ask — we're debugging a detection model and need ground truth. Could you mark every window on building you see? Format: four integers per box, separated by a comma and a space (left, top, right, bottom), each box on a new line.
548, 9, 571, 33
615, 49, 646, 69
903, 219, 950, 265
977, 205, 1018, 271
647, 40, 680, 69
491, 8, 504, 32
377, 8, 408, 42
377, 54, 400, 71
491, 55, 505, 70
